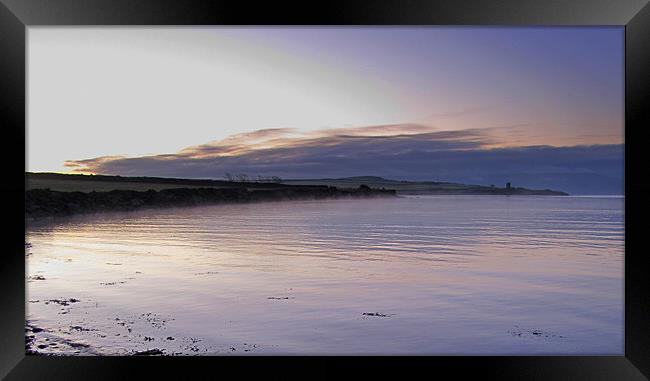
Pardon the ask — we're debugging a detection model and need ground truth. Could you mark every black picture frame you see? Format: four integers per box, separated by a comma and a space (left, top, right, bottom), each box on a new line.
1, 0, 648, 379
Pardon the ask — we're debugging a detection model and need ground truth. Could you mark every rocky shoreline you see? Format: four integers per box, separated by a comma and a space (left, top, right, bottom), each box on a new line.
25, 185, 396, 219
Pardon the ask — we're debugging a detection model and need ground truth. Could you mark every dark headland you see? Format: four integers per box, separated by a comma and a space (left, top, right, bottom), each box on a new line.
25, 172, 396, 219
25, 172, 567, 219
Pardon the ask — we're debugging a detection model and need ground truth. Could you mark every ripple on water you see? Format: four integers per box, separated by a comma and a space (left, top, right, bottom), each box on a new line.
26, 196, 624, 355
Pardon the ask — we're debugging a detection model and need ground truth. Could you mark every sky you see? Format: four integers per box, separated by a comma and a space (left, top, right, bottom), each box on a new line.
28, 27, 624, 194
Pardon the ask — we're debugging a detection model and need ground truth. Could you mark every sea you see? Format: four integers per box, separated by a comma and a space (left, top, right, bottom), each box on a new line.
25, 195, 624, 355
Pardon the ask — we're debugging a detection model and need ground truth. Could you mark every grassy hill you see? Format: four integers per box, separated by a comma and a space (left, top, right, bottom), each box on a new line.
282, 176, 568, 195
26, 172, 287, 193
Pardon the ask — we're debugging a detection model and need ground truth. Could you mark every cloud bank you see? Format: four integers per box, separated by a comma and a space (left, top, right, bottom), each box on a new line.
65, 124, 624, 195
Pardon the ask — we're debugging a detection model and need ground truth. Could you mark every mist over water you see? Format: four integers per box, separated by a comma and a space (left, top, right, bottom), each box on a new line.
26, 195, 624, 355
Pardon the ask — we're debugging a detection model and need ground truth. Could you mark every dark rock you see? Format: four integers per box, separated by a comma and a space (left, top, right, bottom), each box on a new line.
68, 342, 90, 349
70, 326, 95, 332
362, 312, 392, 317
132, 348, 164, 356
47, 298, 79, 306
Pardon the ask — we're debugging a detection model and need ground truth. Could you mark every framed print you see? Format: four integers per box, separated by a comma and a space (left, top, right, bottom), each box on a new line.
1, 0, 648, 379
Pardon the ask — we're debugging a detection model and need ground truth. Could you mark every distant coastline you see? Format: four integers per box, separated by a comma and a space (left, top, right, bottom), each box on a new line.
281, 176, 569, 196
25, 172, 568, 219
25, 173, 396, 219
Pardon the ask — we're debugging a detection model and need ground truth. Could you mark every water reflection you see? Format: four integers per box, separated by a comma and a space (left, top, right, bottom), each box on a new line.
26, 196, 624, 355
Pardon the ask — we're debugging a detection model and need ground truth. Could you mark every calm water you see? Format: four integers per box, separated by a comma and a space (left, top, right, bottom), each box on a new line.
26, 195, 624, 355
